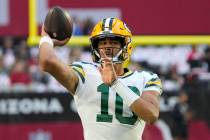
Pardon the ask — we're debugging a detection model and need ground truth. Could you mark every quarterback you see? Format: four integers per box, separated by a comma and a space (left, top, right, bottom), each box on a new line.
39, 18, 162, 140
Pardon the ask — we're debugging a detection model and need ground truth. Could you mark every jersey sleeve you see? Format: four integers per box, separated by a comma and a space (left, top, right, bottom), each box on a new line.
70, 61, 86, 94
142, 71, 162, 94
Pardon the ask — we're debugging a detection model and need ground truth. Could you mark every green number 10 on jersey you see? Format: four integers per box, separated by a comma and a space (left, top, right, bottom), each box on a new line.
97, 83, 140, 125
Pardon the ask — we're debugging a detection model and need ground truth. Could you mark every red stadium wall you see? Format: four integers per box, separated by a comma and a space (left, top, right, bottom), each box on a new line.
0, 0, 210, 36
0, 123, 83, 140
0, 0, 28, 36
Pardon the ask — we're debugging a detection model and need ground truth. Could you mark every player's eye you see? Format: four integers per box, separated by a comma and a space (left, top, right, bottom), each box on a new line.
98, 41, 107, 46
110, 40, 120, 45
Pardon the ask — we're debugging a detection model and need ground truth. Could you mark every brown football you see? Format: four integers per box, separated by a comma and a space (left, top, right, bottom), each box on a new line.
44, 6, 73, 44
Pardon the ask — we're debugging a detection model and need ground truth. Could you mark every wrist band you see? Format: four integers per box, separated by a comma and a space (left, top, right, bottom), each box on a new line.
39, 36, 54, 48
110, 78, 118, 86
111, 79, 139, 107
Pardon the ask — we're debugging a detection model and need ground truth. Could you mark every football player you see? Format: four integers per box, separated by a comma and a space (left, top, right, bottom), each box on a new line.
39, 17, 162, 140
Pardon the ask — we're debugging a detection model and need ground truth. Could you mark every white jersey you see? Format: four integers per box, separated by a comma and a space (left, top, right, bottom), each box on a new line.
72, 61, 162, 140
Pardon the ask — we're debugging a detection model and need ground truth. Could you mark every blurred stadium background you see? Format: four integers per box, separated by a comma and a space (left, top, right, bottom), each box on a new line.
0, 0, 210, 140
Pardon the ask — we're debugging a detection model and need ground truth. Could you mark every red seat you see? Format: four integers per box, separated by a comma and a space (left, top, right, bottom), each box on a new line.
143, 124, 163, 140
188, 120, 210, 140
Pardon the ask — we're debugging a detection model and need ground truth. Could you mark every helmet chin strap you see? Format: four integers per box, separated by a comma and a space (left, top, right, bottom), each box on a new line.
109, 49, 123, 63
111, 45, 128, 63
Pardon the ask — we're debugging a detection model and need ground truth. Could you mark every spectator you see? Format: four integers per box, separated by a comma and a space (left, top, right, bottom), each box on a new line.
82, 17, 94, 35
0, 55, 10, 93
68, 47, 83, 63
9, 59, 32, 92
15, 39, 31, 60
72, 17, 84, 36
170, 90, 189, 140
203, 47, 210, 72
1, 37, 15, 69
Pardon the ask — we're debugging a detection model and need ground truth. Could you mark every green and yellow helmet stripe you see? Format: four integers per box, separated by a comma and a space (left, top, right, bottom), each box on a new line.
101, 18, 106, 31
101, 17, 114, 31
109, 18, 114, 30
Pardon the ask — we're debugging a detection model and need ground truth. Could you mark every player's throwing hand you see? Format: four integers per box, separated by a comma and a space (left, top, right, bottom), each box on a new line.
41, 25, 70, 46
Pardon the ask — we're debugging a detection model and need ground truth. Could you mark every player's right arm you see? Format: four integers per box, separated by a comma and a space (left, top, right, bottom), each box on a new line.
39, 27, 79, 95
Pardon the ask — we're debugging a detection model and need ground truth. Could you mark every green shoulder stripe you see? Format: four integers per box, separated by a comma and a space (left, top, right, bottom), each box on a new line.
72, 67, 85, 83
145, 77, 162, 88
71, 64, 85, 83
145, 78, 161, 85
149, 78, 160, 82
145, 83, 162, 89
71, 64, 83, 69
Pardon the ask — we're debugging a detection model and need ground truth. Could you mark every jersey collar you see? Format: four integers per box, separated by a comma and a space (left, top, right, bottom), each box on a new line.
120, 68, 133, 79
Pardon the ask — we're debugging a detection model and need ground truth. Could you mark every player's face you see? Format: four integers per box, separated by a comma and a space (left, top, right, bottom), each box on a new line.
98, 38, 121, 58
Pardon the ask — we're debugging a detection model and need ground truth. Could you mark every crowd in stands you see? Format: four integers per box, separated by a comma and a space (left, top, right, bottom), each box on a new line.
0, 18, 210, 140
132, 45, 210, 140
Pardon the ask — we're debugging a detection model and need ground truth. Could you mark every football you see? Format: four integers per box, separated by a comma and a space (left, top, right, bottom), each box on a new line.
44, 6, 73, 45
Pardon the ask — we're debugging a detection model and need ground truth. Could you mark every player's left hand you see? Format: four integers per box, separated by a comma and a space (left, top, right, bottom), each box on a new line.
98, 50, 117, 86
